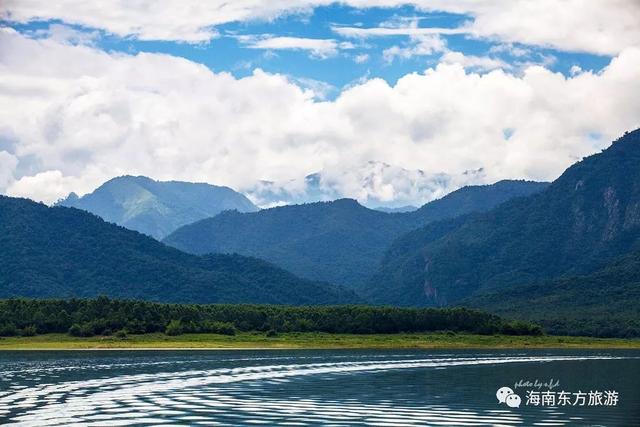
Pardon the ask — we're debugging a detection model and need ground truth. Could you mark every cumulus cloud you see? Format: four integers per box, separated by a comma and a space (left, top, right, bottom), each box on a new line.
6, 170, 83, 203
3, 1, 640, 54
1, 27, 640, 204
449, 0, 640, 55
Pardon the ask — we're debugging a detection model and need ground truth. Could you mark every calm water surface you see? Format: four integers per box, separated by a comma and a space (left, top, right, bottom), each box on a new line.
0, 349, 638, 426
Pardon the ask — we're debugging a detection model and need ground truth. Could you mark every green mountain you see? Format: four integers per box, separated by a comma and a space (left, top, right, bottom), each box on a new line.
57, 176, 258, 239
0, 196, 358, 305
164, 180, 547, 287
464, 250, 640, 337
406, 179, 549, 225
365, 129, 640, 307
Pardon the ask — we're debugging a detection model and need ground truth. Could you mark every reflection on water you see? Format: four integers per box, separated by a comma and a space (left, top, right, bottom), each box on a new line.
0, 349, 638, 425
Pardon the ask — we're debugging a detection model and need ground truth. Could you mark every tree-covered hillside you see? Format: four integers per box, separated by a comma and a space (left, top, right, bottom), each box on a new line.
166, 199, 411, 287
366, 129, 640, 307
464, 250, 640, 337
0, 196, 357, 305
57, 175, 257, 239
164, 180, 546, 287
405, 180, 549, 225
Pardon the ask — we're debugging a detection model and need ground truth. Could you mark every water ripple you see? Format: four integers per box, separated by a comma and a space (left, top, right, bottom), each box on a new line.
0, 352, 636, 426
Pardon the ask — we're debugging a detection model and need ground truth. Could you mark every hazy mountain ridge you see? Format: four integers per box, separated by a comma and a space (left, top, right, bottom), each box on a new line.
164, 180, 547, 287
57, 176, 258, 239
365, 129, 640, 307
0, 196, 358, 305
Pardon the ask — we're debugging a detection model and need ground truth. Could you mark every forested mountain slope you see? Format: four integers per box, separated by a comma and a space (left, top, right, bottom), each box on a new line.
464, 249, 640, 337
165, 180, 546, 287
366, 129, 640, 306
0, 196, 357, 305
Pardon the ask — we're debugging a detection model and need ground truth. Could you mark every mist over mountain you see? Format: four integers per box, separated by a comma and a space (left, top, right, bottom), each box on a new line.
164, 180, 547, 287
365, 129, 640, 308
243, 161, 486, 209
56, 176, 257, 239
0, 196, 357, 305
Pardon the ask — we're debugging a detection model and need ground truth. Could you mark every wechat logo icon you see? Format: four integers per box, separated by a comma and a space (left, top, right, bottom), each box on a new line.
497, 386, 521, 408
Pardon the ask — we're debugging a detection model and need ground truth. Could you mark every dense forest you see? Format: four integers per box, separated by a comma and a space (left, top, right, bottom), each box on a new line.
366, 129, 640, 308
164, 180, 546, 287
0, 196, 358, 305
465, 249, 640, 338
0, 298, 543, 338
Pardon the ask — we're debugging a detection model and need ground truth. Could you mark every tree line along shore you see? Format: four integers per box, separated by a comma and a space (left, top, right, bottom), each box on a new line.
0, 297, 542, 339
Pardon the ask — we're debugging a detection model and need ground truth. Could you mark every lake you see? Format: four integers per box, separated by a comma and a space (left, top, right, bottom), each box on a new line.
0, 349, 638, 425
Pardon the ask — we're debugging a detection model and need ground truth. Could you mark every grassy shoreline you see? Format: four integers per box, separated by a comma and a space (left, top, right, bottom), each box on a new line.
0, 332, 639, 350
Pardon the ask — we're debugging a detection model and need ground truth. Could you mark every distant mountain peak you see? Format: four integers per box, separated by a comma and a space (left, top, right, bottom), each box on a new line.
56, 176, 258, 239
62, 191, 79, 203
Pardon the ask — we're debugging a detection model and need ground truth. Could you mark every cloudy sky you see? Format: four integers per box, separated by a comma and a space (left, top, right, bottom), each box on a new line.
1, 1, 640, 207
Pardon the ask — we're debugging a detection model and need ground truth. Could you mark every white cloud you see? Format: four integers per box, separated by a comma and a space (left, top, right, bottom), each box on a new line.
3, 1, 639, 53
245, 161, 469, 208
239, 36, 353, 59
317, 161, 464, 207
383, 34, 447, 63
6, 170, 82, 203
570, 65, 583, 76
448, 0, 640, 55
334, 25, 464, 38
440, 51, 510, 72
1, 28, 640, 205
354, 53, 370, 64
29, 23, 100, 46
0, 151, 18, 192
340, 0, 640, 55
488, 44, 530, 58
288, 77, 336, 100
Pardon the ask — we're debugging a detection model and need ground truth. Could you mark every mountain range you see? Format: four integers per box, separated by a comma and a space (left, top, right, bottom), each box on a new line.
0, 196, 357, 305
164, 180, 547, 287
2, 129, 639, 338
363, 129, 640, 332
57, 176, 258, 239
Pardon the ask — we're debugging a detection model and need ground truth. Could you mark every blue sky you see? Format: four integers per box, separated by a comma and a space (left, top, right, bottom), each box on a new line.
7, 4, 611, 96
1, 1, 639, 206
